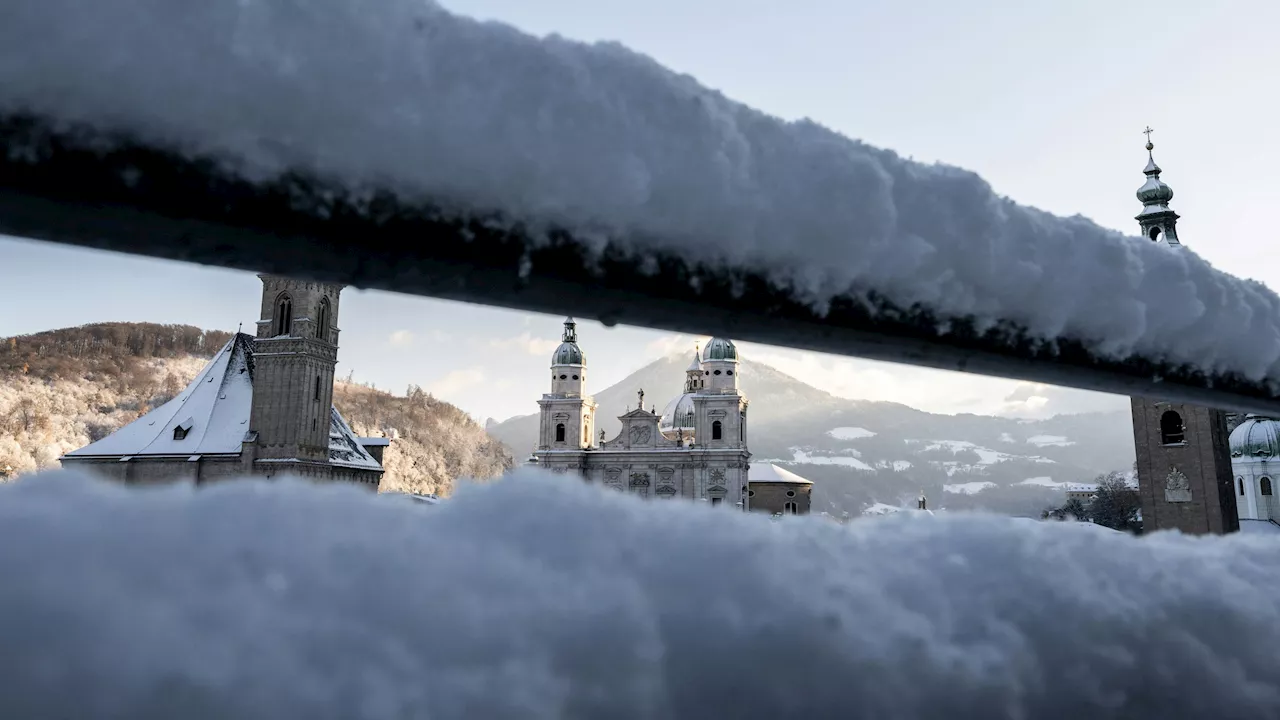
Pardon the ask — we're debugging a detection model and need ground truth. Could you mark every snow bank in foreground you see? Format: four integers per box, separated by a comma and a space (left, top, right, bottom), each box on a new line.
3, 2, 1280, 384
2, 469, 1280, 718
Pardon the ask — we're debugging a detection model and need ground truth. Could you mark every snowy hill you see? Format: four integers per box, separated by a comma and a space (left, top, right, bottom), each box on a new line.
487, 354, 1135, 517
0, 323, 512, 494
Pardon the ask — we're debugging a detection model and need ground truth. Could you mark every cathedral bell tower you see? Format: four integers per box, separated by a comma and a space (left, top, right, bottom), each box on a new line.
694, 338, 747, 449
248, 275, 343, 463
1127, 130, 1238, 534
537, 318, 597, 451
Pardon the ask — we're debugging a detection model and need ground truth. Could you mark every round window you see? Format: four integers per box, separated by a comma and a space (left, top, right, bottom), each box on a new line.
714, 370, 722, 375
786, 490, 796, 497
559, 374, 567, 380
572, 374, 579, 380
726, 370, 733, 376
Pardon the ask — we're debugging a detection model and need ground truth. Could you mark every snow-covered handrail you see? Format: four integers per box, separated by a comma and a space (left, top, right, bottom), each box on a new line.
3, 0, 1280, 412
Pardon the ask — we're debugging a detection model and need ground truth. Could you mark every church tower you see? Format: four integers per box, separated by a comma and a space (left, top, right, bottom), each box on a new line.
1127, 131, 1238, 534
248, 275, 343, 463
695, 338, 747, 450
537, 318, 597, 450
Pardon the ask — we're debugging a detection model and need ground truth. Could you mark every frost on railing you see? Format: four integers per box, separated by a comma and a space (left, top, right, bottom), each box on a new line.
3, 0, 1280, 412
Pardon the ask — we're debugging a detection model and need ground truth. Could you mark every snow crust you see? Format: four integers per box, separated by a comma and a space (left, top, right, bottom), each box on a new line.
4, 2, 1280, 385
6, 468, 1280, 717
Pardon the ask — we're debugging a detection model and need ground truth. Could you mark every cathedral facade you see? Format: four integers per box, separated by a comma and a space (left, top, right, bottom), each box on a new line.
60, 275, 386, 488
1129, 132, 1239, 534
531, 319, 760, 509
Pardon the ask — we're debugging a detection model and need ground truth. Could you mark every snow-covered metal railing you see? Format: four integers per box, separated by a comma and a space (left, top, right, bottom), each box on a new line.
3, 0, 1280, 413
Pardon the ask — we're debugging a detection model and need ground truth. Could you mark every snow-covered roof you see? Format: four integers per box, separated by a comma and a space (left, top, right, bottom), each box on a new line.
64, 334, 381, 473
64, 334, 255, 458
358, 437, 391, 447
749, 463, 813, 485
328, 408, 383, 471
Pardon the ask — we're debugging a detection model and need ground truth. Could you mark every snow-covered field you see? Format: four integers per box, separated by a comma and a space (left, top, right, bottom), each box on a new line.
827, 427, 877, 440
1026, 435, 1077, 448
6, 1, 1280, 390
1, 468, 1276, 717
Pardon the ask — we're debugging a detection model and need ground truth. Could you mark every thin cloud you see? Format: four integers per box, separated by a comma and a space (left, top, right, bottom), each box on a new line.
487, 332, 559, 357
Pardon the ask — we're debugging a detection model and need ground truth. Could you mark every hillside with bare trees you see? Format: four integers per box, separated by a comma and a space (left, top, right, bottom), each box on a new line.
0, 323, 512, 493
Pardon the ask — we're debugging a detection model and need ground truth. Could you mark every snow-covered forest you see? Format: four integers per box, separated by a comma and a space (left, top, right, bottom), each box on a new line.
0, 323, 512, 492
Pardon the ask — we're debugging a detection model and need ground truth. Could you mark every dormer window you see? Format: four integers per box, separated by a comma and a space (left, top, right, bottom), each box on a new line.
173, 418, 194, 441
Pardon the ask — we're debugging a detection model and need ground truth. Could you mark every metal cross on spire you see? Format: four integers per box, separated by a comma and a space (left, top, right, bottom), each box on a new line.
1143, 126, 1155, 153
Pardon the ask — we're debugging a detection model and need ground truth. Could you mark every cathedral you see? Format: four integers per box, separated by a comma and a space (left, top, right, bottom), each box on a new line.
1128, 131, 1241, 534
60, 275, 387, 487
530, 319, 811, 514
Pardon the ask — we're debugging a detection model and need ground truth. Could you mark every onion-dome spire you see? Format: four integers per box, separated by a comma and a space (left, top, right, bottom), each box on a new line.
685, 344, 703, 392
1135, 127, 1181, 246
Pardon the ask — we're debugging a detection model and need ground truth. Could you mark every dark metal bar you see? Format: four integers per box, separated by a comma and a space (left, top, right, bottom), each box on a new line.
2, 112, 1277, 413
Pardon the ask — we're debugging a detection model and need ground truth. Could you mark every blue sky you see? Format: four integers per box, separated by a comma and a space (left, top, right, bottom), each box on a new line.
2, 0, 1276, 423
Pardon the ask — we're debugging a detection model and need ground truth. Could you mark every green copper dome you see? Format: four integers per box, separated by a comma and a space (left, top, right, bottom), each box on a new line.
703, 337, 738, 361
1230, 415, 1280, 458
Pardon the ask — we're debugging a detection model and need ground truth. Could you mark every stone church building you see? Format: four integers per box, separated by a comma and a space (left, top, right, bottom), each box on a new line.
61, 275, 386, 488
1128, 132, 1240, 534
529, 318, 811, 514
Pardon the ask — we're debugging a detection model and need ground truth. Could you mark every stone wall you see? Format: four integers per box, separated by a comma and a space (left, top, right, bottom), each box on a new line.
749, 482, 812, 515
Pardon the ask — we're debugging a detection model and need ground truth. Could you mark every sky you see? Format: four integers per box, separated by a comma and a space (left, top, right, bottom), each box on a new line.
2, 0, 1277, 424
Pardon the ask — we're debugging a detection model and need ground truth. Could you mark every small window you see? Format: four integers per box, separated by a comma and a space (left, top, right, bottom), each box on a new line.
1239, 477, 1245, 496
784, 501, 797, 515
747, 490, 755, 497
786, 490, 796, 497
1149, 226, 1162, 242
710, 497, 722, 506
712, 420, 722, 440
274, 294, 293, 336
173, 426, 189, 441
1262, 477, 1273, 496
704, 371, 710, 376
314, 375, 321, 401
559, 374, 567, 380
317, 297, 331, 340
556, 423, 566, 442
572, 374, 579, 380
714, 370, 722, 375
312, 418, 317, 431
726, 370, 733, 376
1160, 410, 1185, 445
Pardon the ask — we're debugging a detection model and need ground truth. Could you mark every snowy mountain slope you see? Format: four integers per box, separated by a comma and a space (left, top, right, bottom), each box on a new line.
487, 354, 1135, 517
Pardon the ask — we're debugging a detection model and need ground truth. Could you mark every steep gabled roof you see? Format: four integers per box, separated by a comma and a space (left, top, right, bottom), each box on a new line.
329, 407, 383, 470
64, 334, 255, 458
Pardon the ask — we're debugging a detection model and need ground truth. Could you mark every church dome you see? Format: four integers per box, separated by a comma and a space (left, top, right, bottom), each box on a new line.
659, 392, 696, 436
1136, 172, 1174, 205
551, 316, 585, 366
1230, 415, 1280, 458
552, 341, 584, 366
703, 337, 738, 361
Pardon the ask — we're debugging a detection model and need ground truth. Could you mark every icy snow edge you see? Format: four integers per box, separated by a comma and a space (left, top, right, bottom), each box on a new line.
3, 1, 1280, 384
3, 468, 1280, 718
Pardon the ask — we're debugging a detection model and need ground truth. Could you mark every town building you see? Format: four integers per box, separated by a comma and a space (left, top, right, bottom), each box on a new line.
60, 275, 386, 487
1128, 129, 1239, 534
530, 318, 811, 512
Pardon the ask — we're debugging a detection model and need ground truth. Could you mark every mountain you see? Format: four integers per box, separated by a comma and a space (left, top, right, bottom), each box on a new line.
0, 323, 513, 494
487, 354, 1136, 517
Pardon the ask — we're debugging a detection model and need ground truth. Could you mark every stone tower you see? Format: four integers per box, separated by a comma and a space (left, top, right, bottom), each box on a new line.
695, 338, 748, 451
249, 274, 343, 462
537, 318, 597, 450
1128, 131, 1238, 534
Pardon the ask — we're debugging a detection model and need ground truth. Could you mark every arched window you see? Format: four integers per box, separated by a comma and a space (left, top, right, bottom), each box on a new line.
316, 297, 331, 340
1240, 477, 1246, 495
1149, 226, 1162, 242
274, 294, 293, 336
712, 420, 722, 440
784, 501, 797, 515
314, 375, 321, 401
1160, 410, 1185, 445
1262, 477, 1274, 496
556, 423, 566, 443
